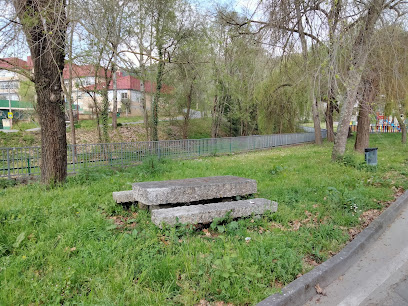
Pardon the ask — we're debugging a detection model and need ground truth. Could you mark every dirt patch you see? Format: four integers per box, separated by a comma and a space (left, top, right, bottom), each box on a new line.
359, 209, 381, 228
67, 124, 177, 144
107, 212, 138, 231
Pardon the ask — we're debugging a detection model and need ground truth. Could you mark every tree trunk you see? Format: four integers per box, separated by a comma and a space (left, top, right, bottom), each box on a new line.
402, 124, 407, 144
355, 72, 378, 152
112, 59, 118, 129
94, 102, 102, 143
325, 0, 342, 143
67, 19, 77, 162
182, 81, 194, 139
396, 115, 407, 144
295, 0, 322, 144
101, 68, 113, 143
311, 94, 322, 144
152, 47, 164, 141
211, 95, 218, 138
354, 98, 370, 152
332, 0, 385, 161
325, 100, 335, 142
14, 0, 68, 184
139, 46, 149, 140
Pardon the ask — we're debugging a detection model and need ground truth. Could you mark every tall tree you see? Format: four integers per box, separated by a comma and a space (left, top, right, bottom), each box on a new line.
12, 0, 68, 184
332, 0, 392, 160
354, 70, 379, 152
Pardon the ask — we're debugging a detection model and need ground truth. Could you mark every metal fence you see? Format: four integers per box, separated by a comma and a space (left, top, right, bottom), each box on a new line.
0, 131, 326, 178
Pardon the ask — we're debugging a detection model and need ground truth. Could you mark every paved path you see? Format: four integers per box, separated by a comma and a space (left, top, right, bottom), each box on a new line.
305, 204, 408, 306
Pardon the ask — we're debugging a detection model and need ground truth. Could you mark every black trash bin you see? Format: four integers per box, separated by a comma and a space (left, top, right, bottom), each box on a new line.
365, 148, 378, 166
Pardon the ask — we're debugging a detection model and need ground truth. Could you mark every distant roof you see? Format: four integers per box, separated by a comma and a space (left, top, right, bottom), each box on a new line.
0, 57, 171, 94
82, 72, 172, 94
62, 64, 111, 79
0, 57, 32, 71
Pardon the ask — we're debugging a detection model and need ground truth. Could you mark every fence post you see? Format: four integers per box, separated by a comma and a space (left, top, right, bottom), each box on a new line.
7, 149, 11, 179
27, 158, 31, 175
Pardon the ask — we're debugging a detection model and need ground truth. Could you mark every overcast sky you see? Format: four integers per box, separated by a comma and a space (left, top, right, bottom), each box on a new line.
194, 0, 261, 17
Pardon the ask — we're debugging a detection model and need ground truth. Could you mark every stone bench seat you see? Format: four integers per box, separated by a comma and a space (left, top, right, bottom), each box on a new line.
112, 191, 135, 203
151, 198, 277, 227
113, 176, 257, 206
132, 176, 257, 206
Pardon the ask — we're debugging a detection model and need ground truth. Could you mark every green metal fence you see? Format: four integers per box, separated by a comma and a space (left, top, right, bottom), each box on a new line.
0, 131, 326, 178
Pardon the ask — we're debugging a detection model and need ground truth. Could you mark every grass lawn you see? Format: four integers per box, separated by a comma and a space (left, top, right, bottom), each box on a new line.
1, 134, 407, 305
77, 115, 143, 130
12, 121, 40, 131
303, 122, 338, 129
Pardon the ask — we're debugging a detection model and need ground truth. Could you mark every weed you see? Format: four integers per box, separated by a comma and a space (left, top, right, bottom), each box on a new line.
0, 178, 17, 189
270, 165, 285, 175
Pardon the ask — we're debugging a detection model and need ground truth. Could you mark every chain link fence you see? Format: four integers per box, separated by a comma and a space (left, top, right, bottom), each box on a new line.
0, 131, 326, 178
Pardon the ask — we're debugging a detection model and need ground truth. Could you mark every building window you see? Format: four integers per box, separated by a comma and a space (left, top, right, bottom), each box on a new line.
0, 81, 18, 89
121, 92, 128, 100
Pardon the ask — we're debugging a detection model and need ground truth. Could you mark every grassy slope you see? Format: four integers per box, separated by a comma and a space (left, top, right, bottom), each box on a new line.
1, 134, 407, 305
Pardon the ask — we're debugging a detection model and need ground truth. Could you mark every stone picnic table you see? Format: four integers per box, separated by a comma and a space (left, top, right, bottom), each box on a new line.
113, 176, 278, 227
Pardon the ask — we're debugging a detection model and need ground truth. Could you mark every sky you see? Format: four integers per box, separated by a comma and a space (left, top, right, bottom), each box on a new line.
193, 0, 261, 17
0, 0, 264, 62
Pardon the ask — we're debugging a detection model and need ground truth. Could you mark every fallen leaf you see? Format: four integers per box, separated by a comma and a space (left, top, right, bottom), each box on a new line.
315, 284, 326, 295
160, 236, 169, 245
195, 299, 210, 306
291, 220, 301, 231
202, 229, 211, 237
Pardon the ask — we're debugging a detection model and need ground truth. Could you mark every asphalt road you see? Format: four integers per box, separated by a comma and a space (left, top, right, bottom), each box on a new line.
305, 205, 408, 306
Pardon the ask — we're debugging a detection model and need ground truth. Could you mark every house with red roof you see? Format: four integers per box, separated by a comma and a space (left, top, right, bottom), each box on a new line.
0, 56, 169, 118
0, 57, 33, 102
77, 70, 158, 117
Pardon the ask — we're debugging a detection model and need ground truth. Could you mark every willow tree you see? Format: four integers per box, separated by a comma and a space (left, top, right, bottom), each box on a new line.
12, 0, 68, 184
256, 57, 308, 134
375, 26, 408, 144
332, 0, 394, 160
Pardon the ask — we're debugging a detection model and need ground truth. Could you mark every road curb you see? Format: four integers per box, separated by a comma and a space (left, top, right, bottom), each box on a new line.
257, 190, 408, 306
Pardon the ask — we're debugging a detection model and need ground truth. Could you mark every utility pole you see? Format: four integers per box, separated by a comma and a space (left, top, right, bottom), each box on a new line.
8, 78, 12, 129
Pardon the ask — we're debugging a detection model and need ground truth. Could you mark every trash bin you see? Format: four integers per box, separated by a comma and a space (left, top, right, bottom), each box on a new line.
365, 148, 378, 166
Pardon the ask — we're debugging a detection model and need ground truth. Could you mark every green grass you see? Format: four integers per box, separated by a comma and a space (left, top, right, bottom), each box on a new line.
0, 131, 37, 147
117, 115, 143, 124
13, 121, 39, 131
188, 118, 212, 139
76, 115, 143, 130
1, 134, 407, 304
303, 122, 338, 129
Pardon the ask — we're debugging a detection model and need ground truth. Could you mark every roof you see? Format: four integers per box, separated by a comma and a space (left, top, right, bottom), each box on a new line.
62, 64, 111, 79
0, 57, 171, 94
82, 72, 172, 94
0, 57, 110, 79
0, 57, 32, 71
